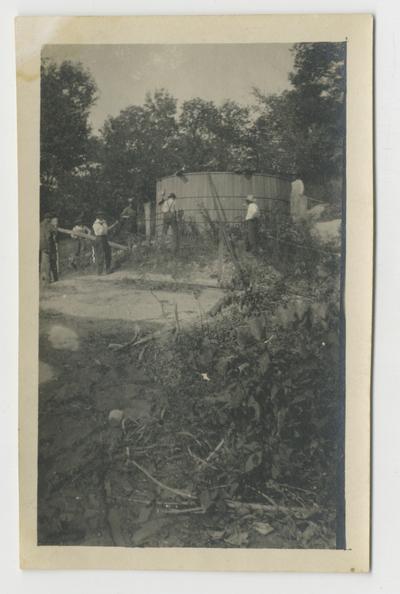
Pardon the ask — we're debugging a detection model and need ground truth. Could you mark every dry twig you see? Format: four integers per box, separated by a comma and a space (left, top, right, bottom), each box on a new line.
205, 438, 225, 464
128, 457, 196, 500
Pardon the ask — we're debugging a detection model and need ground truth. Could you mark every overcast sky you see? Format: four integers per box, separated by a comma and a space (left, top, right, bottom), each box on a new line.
42, 44, 294, 133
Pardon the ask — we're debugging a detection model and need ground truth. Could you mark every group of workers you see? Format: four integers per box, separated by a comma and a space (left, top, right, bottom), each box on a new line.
157, 191, 261, 252
39, 198, 137, 283
39, 192, 260, 284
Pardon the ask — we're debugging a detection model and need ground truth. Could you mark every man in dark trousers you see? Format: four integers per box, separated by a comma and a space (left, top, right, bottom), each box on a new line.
92, 211, 112, 275
70, 216, 91, 269
120, 197, 137, 248
159, 191, 179, 251
244, 194, 260, 253
49, 215, 59, 281
39, 212, 59, 283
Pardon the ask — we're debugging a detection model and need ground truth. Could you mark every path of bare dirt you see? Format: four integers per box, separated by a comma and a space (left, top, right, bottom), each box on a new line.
38, 270, 231, 547
39, 270, 222, 326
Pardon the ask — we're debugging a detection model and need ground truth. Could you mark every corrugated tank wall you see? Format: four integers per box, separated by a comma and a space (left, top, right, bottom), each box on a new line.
155, 172, 291, 234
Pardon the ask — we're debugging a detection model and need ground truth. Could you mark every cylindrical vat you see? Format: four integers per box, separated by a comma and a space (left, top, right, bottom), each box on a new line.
155, 171, 291, 235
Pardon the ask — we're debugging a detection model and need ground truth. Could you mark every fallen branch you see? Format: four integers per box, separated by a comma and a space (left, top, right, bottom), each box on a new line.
187, 447, 218, 471
225, 499, 320, 518
58, 227, 129, 251
248, 486, 277, 507
205, 438, 225, 463
270, 480, 316, 496
208, 294, 232, 317
128, 457, 196, 500
177, 431, 203, 448
162, 506, 204, 515
114, 326, 174, 352
110, 495, 202, 511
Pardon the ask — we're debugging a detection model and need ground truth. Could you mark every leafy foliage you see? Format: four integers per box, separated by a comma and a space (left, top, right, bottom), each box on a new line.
252, 42, 346, 200
40, 42, 346, 223
101, 89, 180, 208
137, 227, 342, 524
40, 59, 98, 212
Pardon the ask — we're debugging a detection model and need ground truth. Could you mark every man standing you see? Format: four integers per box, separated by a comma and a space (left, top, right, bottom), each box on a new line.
120, 198, 137, 248
159, 192, 178, 250
39, 212, 52, 283
70, 217, 91, 269
40, 212, 59, 283
244, 194, 260, 253
93, 211, 112, 275
49, 216, 60, 281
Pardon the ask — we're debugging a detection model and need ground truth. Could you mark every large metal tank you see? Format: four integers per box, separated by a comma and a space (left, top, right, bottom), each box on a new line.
155, 171, 291, 234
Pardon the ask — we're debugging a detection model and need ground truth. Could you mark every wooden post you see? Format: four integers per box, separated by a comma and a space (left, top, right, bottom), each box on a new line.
217, 222, 224, 283
144, 201, 151, 241
275, 214, 279, 263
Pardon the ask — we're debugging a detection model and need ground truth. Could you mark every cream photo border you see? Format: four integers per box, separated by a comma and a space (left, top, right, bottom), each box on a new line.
16, 14, 373, 572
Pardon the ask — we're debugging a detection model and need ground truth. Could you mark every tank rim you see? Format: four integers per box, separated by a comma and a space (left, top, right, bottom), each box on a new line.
157, 171, 294, 183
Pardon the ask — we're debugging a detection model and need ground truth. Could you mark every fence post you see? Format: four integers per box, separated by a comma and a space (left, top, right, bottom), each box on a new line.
144, 201, 151, 242
274, 213, 280, 265
218, 221, 224, 283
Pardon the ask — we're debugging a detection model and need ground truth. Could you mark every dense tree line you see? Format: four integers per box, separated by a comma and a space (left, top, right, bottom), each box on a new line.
40, 43, 346, 226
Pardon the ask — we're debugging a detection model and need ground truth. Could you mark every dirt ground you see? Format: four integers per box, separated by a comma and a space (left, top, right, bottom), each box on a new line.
39, 271, 221, 325
39, 267, 276, 548
38, 252, 336, 549
39, 308, 315, 548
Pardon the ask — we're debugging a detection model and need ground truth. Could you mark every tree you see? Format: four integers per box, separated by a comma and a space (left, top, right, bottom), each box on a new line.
40, 59, 98, 196
214, 100, 253, 172
50, 135, 105, 225
178, 98, 253, 173
100, 89, 180, 214
178, 98, 220, 170
253, 42, 346, 201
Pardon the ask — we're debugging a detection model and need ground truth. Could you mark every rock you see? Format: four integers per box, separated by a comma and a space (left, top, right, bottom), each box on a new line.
253, 522, 274, 536
124, 399, 152, 421
306, 204, 326, 220
39, 361, 56, 384
311, 219, 341, 245
108, 409, 124, 426
48, 325, 79, 351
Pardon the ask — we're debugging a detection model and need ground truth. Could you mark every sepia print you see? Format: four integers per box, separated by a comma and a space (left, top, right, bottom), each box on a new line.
17, 15, 372, 571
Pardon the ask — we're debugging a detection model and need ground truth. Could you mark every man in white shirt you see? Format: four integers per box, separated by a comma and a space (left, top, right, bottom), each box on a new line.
92, 211, 112, 274
244, 194, 260, 253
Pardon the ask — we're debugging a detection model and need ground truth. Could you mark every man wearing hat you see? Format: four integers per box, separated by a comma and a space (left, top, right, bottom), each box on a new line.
120, 197, 137, 249
92, 211, 112, 275
40, 212, 59, 283
244, 194, 260, 253
70, 216, 91, 269
159, 191, 178, 250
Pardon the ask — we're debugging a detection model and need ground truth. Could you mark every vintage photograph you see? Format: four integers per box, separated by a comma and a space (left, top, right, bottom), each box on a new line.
36, 40, 347, 551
